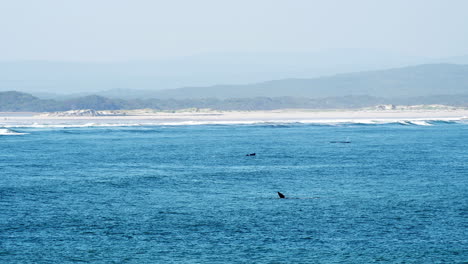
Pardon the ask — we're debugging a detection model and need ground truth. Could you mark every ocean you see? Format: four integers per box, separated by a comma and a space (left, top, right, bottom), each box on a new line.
1, 121, 467, 263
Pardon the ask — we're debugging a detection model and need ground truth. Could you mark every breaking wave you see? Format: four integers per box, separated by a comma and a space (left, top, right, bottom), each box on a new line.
0, 128, 28, 135
0, 117, 466, 128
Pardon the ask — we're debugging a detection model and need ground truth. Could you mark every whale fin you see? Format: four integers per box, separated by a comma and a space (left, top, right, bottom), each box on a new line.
277, 192, 286, 198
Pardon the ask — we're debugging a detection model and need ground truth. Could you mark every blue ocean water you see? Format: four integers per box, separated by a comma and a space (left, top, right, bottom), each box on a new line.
1, 123, 467, 263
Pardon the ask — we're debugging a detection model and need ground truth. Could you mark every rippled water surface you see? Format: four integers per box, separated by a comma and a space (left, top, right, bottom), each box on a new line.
1, 123, 467, 263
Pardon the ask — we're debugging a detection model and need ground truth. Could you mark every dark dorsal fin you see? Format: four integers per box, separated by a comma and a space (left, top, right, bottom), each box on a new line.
277, 192, 285, 198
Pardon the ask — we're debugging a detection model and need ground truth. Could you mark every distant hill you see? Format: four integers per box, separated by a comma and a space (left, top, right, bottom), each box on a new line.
4, 62, 468, 100
1, 91, 467, 112
2, 63, 468, 111
0, 50, 430, 95
143, 64, 468, 99
0, 91, 58, 111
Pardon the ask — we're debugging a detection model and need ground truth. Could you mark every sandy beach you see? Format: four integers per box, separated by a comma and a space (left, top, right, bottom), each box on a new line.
1, 109, 467, 127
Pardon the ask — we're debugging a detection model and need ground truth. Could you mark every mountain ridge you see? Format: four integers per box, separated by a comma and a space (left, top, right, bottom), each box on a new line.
1, 91, 467, 112
142, 63, 468, 99
1, 51, 467, 95
49, 63, 467, 100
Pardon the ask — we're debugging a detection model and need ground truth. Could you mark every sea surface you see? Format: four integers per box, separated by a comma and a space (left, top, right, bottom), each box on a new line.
1, 121, 467, 263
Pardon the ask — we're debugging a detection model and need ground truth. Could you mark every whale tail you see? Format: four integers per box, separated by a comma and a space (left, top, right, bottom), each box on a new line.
277, 192, 286, 199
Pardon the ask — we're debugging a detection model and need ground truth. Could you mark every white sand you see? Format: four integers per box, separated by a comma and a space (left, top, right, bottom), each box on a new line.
1, 109, 467, 127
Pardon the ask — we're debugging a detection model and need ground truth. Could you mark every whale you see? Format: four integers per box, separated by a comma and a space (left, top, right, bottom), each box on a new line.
246, 153, 256, 156
277, 192, 286, 198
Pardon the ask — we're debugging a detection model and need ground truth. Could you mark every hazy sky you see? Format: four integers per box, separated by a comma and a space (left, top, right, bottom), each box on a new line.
1, 0, 468, 61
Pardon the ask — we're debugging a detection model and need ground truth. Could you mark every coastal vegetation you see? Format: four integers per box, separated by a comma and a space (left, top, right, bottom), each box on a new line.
1, 91, 467, 112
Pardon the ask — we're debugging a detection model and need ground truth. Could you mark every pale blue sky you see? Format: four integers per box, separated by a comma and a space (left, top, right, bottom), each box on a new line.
1, 0, 467, 61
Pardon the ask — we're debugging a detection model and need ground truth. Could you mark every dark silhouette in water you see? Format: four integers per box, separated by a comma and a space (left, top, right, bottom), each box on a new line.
246, 153, 256, 156
277, 192, 286, 198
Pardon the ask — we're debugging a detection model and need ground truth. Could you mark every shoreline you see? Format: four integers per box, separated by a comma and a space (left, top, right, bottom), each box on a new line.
1, 109, 467, 127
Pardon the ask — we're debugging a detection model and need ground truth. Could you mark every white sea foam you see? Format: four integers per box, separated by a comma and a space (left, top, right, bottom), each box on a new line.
0, 117, 465, 128
408, 120, 433, 126
0, 128, 28, 135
